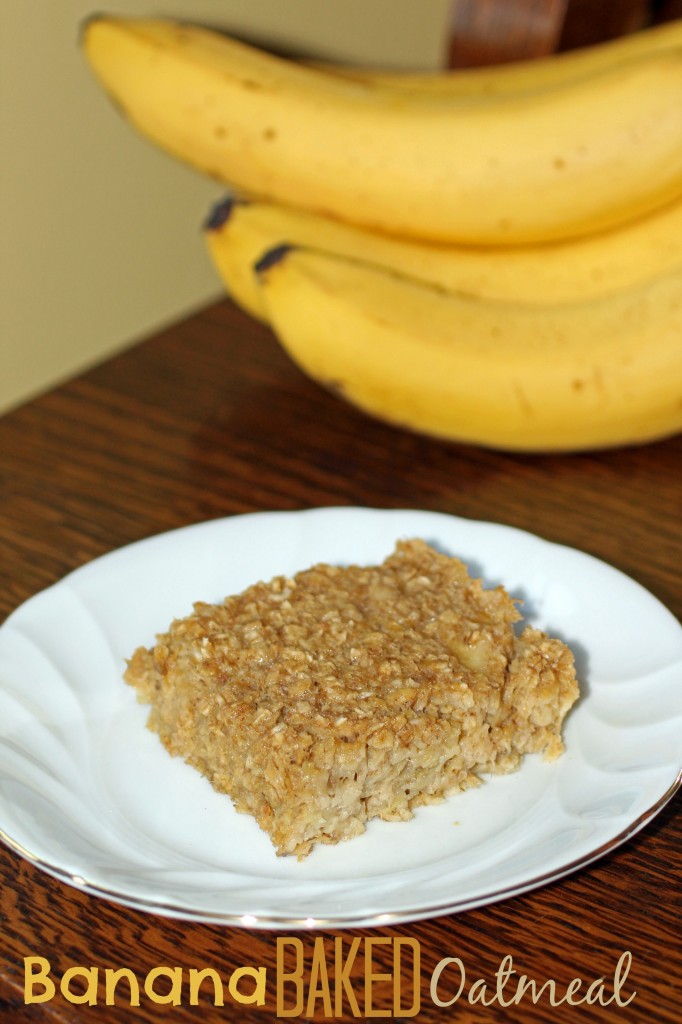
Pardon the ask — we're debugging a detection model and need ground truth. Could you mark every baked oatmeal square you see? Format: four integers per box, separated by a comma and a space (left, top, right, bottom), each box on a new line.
125, 539, 578, 858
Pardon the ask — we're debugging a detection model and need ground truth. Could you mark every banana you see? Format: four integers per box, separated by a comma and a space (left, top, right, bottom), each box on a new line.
82, 16, 682, 245
205, 194, 682, 321
254, 246, 682, 452
315, 17, 682, 99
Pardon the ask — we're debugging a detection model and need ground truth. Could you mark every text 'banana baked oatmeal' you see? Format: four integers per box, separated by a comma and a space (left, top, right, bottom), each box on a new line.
125, 539, 579, 858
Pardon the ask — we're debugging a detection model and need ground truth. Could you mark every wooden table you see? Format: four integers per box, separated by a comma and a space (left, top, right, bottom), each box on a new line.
0, 296, 680, 1022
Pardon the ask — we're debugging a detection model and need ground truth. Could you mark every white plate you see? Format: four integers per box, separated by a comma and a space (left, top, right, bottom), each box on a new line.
1, 508, 680, 929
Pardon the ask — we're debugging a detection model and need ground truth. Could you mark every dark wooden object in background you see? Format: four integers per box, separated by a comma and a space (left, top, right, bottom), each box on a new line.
447, 0, 679, 65
656, 0, 682, 21
0, 297, 680, 1022
448, 0, 565, 65
558, 0, 652, 50
448, 0, 569, 65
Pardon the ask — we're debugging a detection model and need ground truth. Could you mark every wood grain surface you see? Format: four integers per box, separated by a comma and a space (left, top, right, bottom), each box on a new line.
0, 296, 680, 1023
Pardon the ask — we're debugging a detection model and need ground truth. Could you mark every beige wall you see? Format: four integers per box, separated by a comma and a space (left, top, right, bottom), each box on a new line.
0, 1, 451, 415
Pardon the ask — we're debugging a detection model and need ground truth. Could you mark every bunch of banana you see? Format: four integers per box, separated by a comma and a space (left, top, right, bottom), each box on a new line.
82, 15, 682, 451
